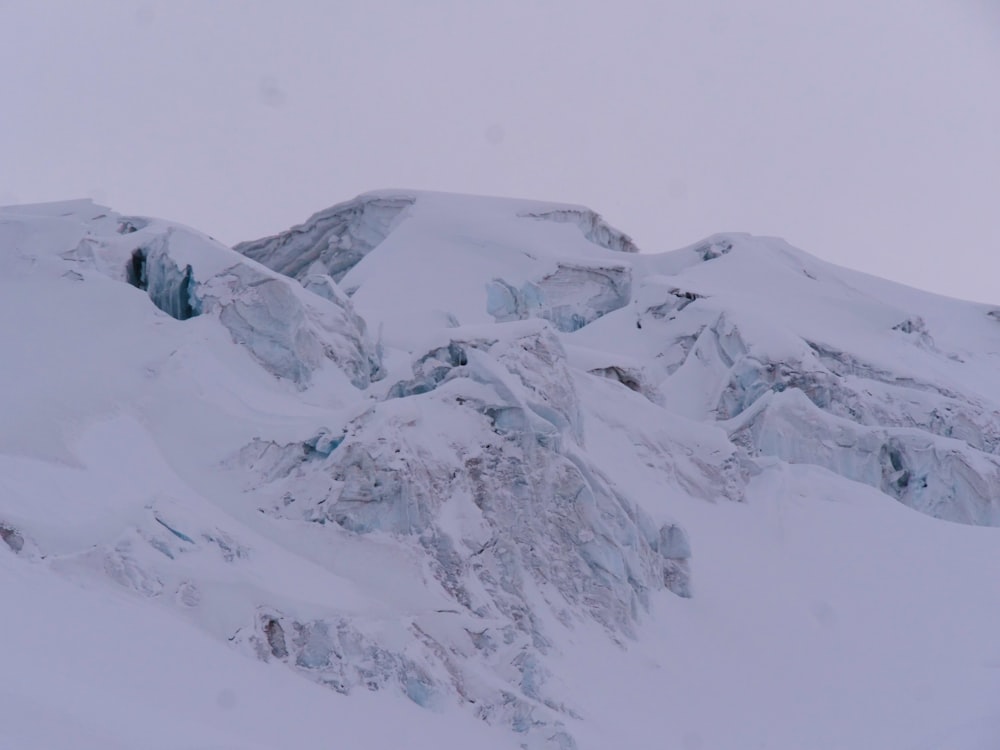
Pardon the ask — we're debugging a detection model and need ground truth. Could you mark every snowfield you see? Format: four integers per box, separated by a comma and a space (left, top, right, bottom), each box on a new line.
1, 192, 998, 749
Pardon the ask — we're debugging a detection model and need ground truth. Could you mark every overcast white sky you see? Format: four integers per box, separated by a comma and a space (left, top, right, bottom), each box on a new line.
1, 1, 998, 302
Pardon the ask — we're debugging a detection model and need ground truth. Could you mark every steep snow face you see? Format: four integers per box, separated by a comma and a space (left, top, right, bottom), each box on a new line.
3, 193, 1000, 750
242, 194, 1000, 526
0, 196, 702, 749
230, 320, 726, 745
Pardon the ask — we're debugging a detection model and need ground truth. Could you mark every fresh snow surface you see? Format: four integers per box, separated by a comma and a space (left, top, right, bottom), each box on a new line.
2, 192, 999, 749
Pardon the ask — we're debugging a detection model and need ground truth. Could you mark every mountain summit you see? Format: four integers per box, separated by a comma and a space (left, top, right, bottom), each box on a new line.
2, 192, 999, 749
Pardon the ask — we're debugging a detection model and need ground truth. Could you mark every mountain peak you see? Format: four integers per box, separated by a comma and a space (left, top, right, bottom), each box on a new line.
3, 190, 999, 749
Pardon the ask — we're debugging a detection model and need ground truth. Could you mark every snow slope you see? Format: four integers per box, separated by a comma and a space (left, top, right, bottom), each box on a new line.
2, 193, 999, 749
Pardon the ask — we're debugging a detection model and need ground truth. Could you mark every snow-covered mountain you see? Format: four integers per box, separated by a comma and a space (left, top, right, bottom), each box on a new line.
2, 192, 999, 749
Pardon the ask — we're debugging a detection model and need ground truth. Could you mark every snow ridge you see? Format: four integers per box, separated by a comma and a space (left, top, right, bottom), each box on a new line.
2, 194, 999, 750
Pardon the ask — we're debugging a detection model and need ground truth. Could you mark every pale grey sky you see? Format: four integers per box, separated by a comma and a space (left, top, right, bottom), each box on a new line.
2, 1, 998, 302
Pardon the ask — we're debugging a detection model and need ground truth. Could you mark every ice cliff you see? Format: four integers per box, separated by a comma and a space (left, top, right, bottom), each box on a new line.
2, 193, 1000, 750
52, 205, 383, 390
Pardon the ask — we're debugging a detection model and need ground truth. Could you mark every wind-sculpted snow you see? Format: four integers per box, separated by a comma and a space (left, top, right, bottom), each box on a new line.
4, 195, 1000, 750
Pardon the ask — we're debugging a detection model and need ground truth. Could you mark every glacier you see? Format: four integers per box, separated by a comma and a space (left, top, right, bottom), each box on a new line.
1, 193, 999, 750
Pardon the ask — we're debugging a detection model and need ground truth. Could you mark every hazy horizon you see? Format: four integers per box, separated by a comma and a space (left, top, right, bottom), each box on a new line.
2, 0, 997, 302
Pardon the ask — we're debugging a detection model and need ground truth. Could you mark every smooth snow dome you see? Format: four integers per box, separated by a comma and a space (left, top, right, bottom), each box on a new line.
1, 1, 998, 304
2, 191, 1000, 749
